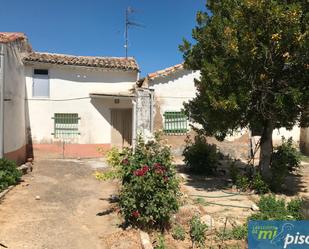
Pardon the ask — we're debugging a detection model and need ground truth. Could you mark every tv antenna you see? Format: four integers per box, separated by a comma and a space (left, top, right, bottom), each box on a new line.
125, 7, 144, 58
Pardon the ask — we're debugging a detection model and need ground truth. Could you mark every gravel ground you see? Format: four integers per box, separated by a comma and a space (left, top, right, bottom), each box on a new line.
0, 159, 121, 249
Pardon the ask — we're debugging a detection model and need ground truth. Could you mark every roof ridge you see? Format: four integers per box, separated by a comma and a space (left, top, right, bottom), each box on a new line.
148, 63, 184, 79
24, 52, 139, 71
29, 51, 135, 60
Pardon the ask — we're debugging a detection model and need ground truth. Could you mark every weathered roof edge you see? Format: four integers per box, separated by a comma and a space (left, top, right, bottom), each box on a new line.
0, 32, 27, 43
23, 52, 140, 72
137, 63, 188, 87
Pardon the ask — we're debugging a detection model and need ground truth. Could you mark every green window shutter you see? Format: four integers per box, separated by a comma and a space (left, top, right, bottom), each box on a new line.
163, 111, 188, 135
52, 113, 80, 138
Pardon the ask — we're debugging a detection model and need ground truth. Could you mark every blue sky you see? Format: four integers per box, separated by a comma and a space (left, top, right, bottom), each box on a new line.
0, 0, 206, 76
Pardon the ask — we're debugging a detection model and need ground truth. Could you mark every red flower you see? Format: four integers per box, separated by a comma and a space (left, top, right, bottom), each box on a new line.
134, 165, 149, 176
132, 210, 140, 218
153, 163, 166, 175
163, 176, 169, 183
142, 165, 149, 172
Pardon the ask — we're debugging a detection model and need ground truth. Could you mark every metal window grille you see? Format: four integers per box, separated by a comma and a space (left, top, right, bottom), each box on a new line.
163, 111, 188, 135
52, 113, 80, 139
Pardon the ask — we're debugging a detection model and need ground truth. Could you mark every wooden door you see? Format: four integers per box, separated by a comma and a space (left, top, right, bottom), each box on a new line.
111, 109, 132, 147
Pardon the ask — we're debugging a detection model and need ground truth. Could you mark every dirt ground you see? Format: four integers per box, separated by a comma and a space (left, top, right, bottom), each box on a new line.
180, 161, 309, 227
0, 159, 140, 249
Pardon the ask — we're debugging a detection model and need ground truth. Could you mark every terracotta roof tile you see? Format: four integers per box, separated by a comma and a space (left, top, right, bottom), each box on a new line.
148, 63, 184, 79
0, 32, 27, 43
23, 52, 139, 71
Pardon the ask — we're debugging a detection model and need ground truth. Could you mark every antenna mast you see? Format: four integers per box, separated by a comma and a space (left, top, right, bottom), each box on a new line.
125, 7, 129, 58
124, 7, 144, 58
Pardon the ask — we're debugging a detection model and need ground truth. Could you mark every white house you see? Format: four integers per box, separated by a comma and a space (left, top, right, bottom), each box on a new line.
139, 64, 303, 159
0, 33, 30, 164
23, 52, 143, 158
0, 32, 154, 161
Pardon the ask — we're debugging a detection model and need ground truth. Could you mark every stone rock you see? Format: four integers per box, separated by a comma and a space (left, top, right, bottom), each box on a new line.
18, 162, 33, 175
201, 214, 215, 229
140, 231, 153, 249
18, 164, 29, 174
35, 195, 40, 200
251, 204, 259, 211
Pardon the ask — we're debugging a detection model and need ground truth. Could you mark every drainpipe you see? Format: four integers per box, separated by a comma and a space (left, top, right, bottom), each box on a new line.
0, 44, 5, 158
149, 88, 154, 133
132, 98, 137, 150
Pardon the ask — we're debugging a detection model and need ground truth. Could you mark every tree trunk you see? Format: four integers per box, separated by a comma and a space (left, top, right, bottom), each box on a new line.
259, 120, 273, 180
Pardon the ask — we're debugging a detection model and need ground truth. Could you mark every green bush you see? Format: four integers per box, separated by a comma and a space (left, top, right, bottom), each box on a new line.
229, 161, 240, 184
172, 224, 186, 241
190, 215, 208, 248
183, 135, 219, 175
236, 175, 250, 192
106, 147, 122, 167
251, 173, 270, 194
229, 163, 269, 194
250, 195, 304, 221
119, 134, 180, 229
287, 198, 304, 220
219, 225, 247, 241
271, 137, 301, 192
0, 159, 21, 192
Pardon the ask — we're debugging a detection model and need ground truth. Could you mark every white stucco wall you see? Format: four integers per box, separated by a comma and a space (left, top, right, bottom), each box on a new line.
149, 70, 199, 118
25, 65, 137, 144
3, 41, 27, 155
150, 69, 300, 144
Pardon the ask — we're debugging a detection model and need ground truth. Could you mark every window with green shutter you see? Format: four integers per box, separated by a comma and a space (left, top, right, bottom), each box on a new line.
52, 113, 80, 138
163, 111, 188, 135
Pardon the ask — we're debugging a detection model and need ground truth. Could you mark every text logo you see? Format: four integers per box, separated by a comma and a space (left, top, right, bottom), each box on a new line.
248, 221, 309, 249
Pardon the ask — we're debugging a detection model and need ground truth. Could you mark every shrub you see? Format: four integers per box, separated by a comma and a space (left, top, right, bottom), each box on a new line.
251, 173, 270, 194
250, 195, 304, 221
235, 175, 250, 192
119, 134, 180, 229
183, 135, 219, 175
106, 147, 122, 167
273, 137, 301, 172
287, 198, 304, 220
229, 161, 240, 184
271, 137, 301, 191
172, 224, 186, 241
219, 225, 247, 241
229, 163, 269, 193
0, 159, 21, 192
190, 215, 208, 248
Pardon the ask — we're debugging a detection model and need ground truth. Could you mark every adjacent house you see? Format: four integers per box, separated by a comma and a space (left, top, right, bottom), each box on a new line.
0, 33, 30, 164
139, 64, 303, 159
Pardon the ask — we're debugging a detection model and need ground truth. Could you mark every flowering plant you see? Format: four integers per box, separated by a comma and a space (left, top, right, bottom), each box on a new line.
119, 133, 180, 229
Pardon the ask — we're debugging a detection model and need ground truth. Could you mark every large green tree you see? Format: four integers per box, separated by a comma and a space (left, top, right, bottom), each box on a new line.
181, 0, 308, 178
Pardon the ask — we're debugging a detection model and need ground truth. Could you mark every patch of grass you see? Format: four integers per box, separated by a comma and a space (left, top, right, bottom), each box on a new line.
219, 225, 247, 241
194, 197, 208, 206
300, 154, 309, 163
190, 215, 208, 248
250, 195, 305, 220
154, 234, 167, 249
172, 224, 186, 241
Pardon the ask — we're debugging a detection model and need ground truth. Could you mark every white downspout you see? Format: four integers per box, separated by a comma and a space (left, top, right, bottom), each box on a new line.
132, 98, 137, 150
0, 44, 5, 158
149, 89, 154, 133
